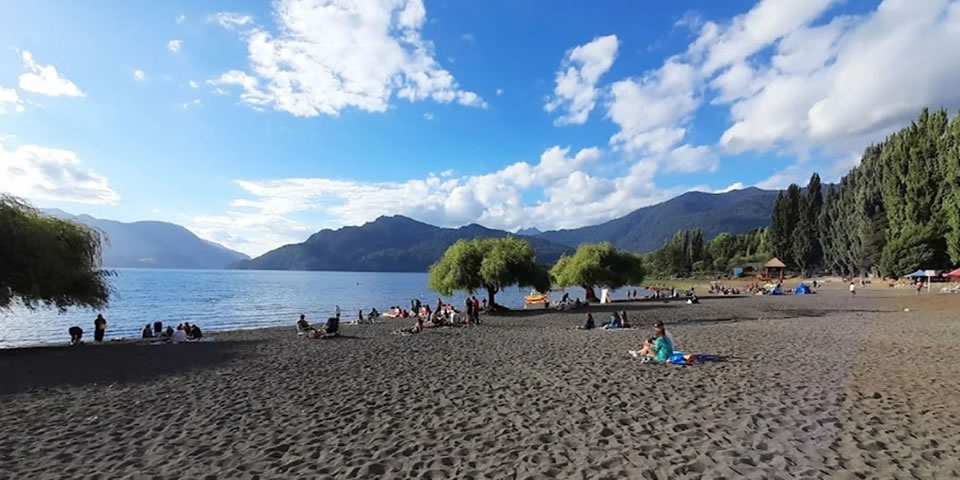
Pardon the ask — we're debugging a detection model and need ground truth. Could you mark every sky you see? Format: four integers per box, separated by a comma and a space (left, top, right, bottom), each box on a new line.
2, 0, 960, 257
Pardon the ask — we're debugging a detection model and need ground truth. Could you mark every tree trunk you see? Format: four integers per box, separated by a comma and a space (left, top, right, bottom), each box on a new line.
485, 286, 498, 308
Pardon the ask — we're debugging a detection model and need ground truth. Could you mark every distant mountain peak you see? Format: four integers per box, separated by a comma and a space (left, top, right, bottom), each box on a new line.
39, 208, 248, 268
515, 227, 542, 236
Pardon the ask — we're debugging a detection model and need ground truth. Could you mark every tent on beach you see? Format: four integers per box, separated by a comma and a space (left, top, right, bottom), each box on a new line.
904, 270, 927, 278
795, 283, 812, 295
943, 268, 960, 281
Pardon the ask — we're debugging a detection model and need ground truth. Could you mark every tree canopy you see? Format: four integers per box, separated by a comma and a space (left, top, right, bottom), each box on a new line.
768, 108, 960, 278
550, 242, 645, 293
427, 236, 549, 307
0, 195, 112, 311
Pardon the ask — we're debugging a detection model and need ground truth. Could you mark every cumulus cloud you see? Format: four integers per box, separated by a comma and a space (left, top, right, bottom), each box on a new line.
710, 0, 960, 155
176, 14, 186, 24
133, 69, 146, 81
606, 59, 699, 155
188, 145, 700, 255
209, 0, 485, 117
188, 80, 199, 89
0, 142, 119, 205
168, 40, 182, 53
545, 35, 619, 125
17, 51, 85, 97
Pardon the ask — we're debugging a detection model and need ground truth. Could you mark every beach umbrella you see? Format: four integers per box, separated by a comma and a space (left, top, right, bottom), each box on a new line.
944, 268, 960, 278
904, 270, 927, 278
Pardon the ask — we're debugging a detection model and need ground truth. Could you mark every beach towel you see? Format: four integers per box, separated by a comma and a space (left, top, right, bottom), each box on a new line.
666, 352, 725, 365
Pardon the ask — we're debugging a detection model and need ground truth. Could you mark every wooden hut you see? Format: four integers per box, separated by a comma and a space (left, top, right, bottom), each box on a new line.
763, 258, 786, 281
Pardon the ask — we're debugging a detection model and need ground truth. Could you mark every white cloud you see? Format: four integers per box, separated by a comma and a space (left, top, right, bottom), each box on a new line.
176, 14, 186, 24
182, 98, 202, 110
755, 164, 811, 190
496, 88, 503, 96
191, 145, 704, 256
209, 12, 254, 30
715, 182, 745, 193
459, 33, 475, 43
545, 35, 619, 125
168, 40, 182, 53
692, 0, 841, 75
713, 0, 960, 156
210, 0, 485, 117
0, 141, 119, 205
0, 85, 24, 114
188, 80, 199, 89
606, 59, 699, 155
662, 144, 719, 173
17, 51, 85, 97
133, 69, 145, 81
423, 112, 434, 121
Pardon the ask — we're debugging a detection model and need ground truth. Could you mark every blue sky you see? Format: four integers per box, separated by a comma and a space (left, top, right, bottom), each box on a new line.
2, 0, 960, 256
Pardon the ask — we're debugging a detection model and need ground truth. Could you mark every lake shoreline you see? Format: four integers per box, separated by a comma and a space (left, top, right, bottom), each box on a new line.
3, 285, 959, 477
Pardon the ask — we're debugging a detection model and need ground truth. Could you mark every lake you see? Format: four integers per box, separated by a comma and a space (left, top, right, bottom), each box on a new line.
0, 269, 648, 348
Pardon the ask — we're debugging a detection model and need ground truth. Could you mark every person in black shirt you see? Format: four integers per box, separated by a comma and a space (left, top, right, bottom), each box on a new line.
69, 326, 83, 345
93, 314, 107, 342
189, 324, 202, 340
142, 324, 153, 338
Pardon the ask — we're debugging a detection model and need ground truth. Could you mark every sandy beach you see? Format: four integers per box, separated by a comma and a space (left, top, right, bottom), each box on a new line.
2, 283, 959, 479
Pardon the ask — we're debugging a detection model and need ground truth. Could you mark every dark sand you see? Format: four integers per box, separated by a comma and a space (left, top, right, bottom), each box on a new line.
2, 284, 959, 479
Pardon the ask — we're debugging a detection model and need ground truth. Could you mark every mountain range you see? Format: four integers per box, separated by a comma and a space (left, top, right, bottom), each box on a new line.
46, 187, 780, 272
232, 216, 574, 272
236, 187, 779, 272
43, 209, 249, 269
535, 187, 779, 253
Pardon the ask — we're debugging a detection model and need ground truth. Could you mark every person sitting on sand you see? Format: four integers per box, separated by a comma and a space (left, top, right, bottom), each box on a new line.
297, 314, 311, 334
172, 326, 188, 344
69, 326, 84, 345
189, 324, 202, 340
358, 310, 365, 324
369, 308, 380, 319
164, 326, 174, 337
604, 313, 622, 329
620, 311, 631, 328
577, 313, 595, 330
142, 324, 153, 339
630, 321, 673, 363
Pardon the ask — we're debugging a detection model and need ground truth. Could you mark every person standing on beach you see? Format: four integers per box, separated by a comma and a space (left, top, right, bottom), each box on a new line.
464, 297, 474, 325
93, 314, 107, 342
335, 305, 341, 319
849, 282, 856, 297
472, 296, 481, 324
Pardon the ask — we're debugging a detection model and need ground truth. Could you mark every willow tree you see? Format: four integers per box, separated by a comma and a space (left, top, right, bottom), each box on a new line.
550, 242, 645, 300
0, 195, 112, 311
428, 236, 549, 308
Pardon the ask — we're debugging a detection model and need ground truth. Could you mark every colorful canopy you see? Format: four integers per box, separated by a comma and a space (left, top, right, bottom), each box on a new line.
904, 270, 928, 278
944, 268, 960, 278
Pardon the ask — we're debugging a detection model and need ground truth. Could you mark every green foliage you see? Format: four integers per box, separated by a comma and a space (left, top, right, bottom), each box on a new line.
646, 227, 769, 278
0, 195, 112, 312
791, 173, 823, 277
550, 242, 645, 291
428, 236, 549, 306
811, 108, 960, 277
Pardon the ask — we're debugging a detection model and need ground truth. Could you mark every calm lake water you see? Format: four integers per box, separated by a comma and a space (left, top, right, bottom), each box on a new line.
0, 269, 645, 348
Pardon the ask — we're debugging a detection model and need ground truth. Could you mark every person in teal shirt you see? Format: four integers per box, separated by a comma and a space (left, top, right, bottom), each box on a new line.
630, 321, 673, 362
652, 321, 673, 362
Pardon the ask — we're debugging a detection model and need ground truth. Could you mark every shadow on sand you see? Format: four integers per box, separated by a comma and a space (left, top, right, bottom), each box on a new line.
0, 339, 259, 396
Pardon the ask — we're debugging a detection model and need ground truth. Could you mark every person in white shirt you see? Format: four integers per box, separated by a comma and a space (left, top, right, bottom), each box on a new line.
172, 328, 188, 343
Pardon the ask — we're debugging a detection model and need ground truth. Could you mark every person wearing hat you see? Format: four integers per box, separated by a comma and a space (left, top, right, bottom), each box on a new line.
630, 321, 674, 363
